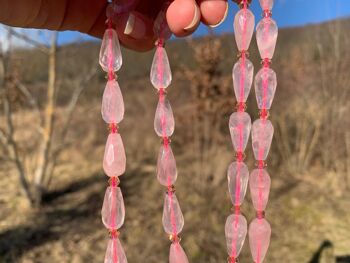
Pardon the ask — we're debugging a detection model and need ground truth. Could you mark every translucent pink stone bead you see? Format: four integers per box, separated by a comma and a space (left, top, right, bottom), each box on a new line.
104, 237, 128, 263
154, 97, 175, 137
169, 242, 189, 263
259, 0, 274, 10
103, 133, 126, 177
256, 18, 278, 60
255, 67, 277, 110
150, 47, 172, 89
249, 169, 271, 212
162, 193, 184, 235
234, 9, 255, 51
157, 144, 177, 186
249, 218, 271, 263
99, 29, 122, 72
227, 162, 249, 206
225, 214, 248, 258
232, 57, 254, 103
252, 119, 274, 161
101, 79, 124, 124
229, 112, 252, 153
102, 186, 125, 230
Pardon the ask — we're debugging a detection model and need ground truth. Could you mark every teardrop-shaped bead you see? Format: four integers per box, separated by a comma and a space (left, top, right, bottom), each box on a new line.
249, 218, 271, 263
225, 214, 248, 258
259, 0, 274, 10
154, 8, 172, 41
232, 57, 254, 103
101, 186, 125, 230
101, 79, 124, 124
157, 144, 177, 186
227, 162, 249, 206
150, 47, 172, 89
256, 18, 278, 60
154, 97, 175, 137
249, 169, 271, 212
229, 112, 252, 153
255, 67, 277, 110
103, 133, 126, 177
162, 193, 184, 235
169, 242, 189, 263
99, 29, 122, 72
234, 9, 255, 51
104, 237, 128, 263
252, 119, 274, 161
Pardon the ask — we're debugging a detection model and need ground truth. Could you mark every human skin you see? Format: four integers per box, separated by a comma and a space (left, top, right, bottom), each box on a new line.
0, 0, 248, 51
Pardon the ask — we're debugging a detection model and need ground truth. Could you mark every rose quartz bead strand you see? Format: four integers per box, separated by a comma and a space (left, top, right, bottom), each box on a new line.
225, 1, 254, 262
249, 1, 278, 262
150, 5, 189, 263
99, 2, 128, 262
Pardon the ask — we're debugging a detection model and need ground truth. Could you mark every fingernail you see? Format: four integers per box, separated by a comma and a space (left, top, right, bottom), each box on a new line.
209, 1, 229, 28
184, 4, 200, 30
123, 13, 146, 39
124, 13, 136, 35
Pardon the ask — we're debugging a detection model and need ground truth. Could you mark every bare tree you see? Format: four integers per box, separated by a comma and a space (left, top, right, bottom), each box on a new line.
0, 28, 98, 206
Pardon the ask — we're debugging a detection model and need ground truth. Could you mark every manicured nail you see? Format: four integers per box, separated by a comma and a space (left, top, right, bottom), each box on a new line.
184, 4, 200, 30
123, 13, 146, 39
124, 13, 135, 35
209, 1, 229, 28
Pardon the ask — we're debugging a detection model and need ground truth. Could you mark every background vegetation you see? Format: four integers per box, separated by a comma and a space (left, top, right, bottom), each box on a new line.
0, 18, 349, 262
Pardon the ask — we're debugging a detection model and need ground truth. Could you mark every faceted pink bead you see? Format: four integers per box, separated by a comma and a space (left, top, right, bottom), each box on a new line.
101, 186, 125, 230
255, 67, 277, 110
157, 144, 177, 186
225, 214, 248, 258
232, 57, 254, 103
249, 218, 271, 263
234, 9, 255, 51
229, 112, 252, 153
101, 79, 124, 124
162, 193, 184, 235
150, 47, 172, 89
103, 133, 126, 177
249, 169, 271, 212
227, 162, 249, 206
259, 0, 274, 10
104, 237, 128, 263
154, 97, 175, 137
256, 18, 278, 60
252, 119, 274, 161
169, 242, 189, 263
99, 29, 122, 72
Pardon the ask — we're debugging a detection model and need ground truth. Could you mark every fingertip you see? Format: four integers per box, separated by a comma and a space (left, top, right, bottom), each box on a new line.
199, 0, 228, 27
167, 0, 201, 37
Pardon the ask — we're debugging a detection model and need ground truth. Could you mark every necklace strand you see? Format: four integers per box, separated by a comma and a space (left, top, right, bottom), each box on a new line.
225, 1, 255, 262
150, 4, 190, 263
99, 1, 128, 262
248, 0, 278, 262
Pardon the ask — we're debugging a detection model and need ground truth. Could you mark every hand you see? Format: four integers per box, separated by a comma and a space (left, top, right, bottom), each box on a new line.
0, 0, 245, 51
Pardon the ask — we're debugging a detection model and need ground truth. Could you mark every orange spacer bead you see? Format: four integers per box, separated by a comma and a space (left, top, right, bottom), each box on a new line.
256, 160, 267, 169
109, 229, 120, 239
169, 234, 181, 243
108, 176, 120, 187
235, 151, 246, 162
108, 123, 118, 134
256, 210, 265, 219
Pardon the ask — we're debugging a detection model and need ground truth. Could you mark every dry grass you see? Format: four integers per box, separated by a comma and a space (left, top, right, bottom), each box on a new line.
0, 19, 350, 263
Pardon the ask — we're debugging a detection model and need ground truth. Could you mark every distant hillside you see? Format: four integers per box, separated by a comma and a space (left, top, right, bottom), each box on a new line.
10, 17, 350, 105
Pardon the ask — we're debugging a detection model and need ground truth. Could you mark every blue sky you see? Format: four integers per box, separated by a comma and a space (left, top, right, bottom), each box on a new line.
25, 0, 350, 45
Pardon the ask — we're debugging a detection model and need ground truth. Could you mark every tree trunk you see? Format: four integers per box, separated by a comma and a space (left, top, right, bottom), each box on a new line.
33, 32, 57, 206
